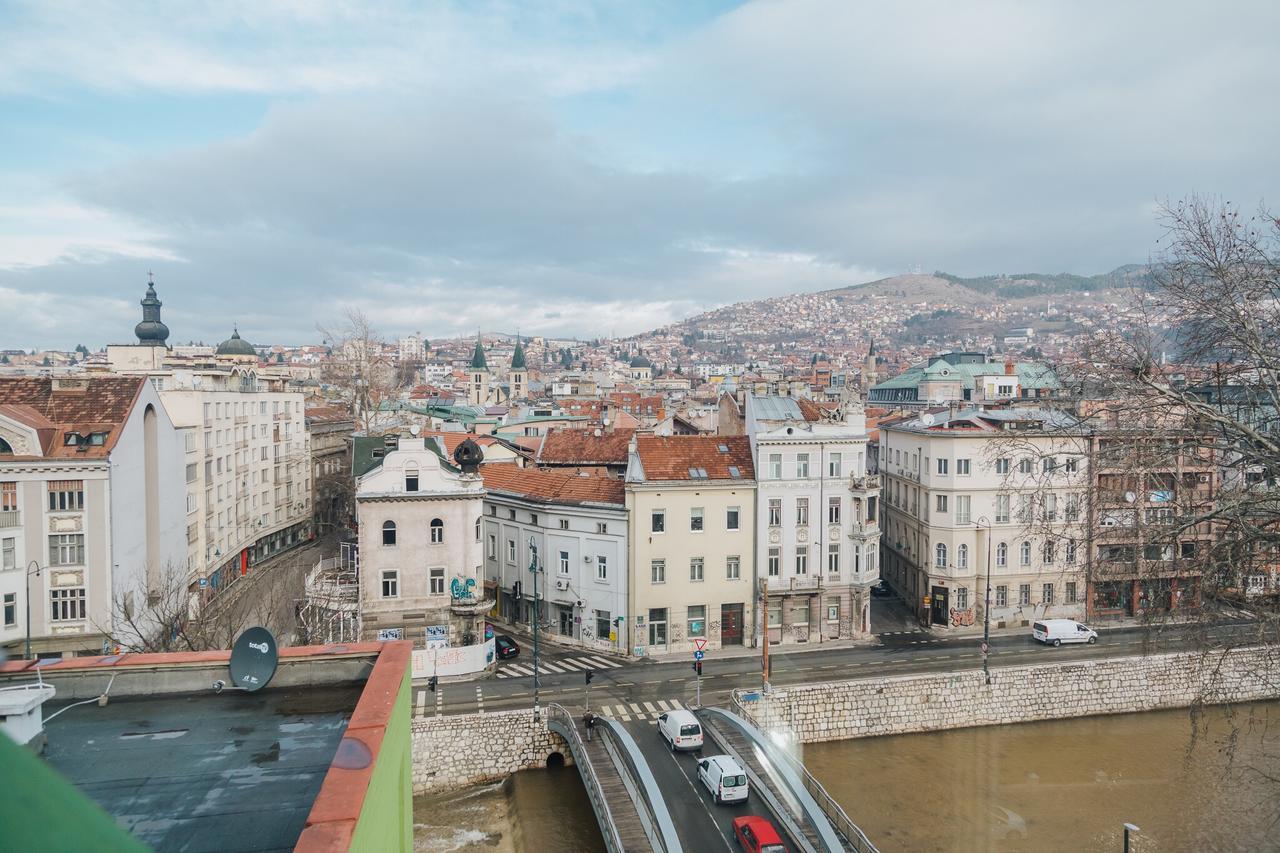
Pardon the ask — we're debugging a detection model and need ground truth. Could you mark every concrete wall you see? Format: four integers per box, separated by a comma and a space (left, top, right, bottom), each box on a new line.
411, 709, 571, 793
737, 647, 1280, 744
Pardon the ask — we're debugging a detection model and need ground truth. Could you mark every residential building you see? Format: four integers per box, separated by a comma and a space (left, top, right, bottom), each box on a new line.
869, 352, 1061, 409
306, 405, 355, 536
480, 463, 627, 655
746, 393, 880, 644
880, 408, 1089, 629
0, 376, 187, 657
626, 435, 756, 655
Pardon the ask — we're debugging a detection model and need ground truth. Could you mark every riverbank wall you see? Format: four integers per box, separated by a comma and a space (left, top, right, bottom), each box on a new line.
412, 708, 571, 793
737, 646, 1280, 743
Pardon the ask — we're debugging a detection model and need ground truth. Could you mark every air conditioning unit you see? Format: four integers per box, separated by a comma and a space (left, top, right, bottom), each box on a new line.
1198, 474, 1210, 483
554, 579, 569, 591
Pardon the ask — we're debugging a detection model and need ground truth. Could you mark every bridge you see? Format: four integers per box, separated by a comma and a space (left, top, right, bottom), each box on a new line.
545, 697, 878, 853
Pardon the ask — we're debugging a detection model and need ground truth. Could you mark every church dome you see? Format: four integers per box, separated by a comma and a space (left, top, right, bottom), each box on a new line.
629, 353, 651, 368
216, 328, 257, 357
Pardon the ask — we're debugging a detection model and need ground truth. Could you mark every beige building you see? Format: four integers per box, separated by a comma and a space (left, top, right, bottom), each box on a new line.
626, 435, 756, 656
880, 408, 1089, 629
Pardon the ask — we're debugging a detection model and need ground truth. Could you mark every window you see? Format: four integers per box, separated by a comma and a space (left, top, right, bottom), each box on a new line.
956, 587, 968, 609
936, 494, 948, 513
597, 522, 608, 534
2, 537, 14, 571
3, 592, 14, 627
1066, 539, 1077, 564
48, 534, 84, 566
1065, 458, 1078, 474
688, 605, 706, 638
1065, 494, 1080, 522
430, 518, 444, 543
382, 521, 397, 546
687, 507, 704, 533
651, 510, 666, 533
828, 453, 842, 477
828, 497, 841, 524
995, 494, 1010, 524
796, 498, 809, 526
795, 546, 809, 575
648, 608, 667, 646
935, 543, 948, 568
768, 453, 782, 479
381, 570, 398, 598
596, 555, 608, 580
508, 509, 516, 520
1019, 584, 1031, 606
690, 557, 704, 582
955, 495, 971, 525
487, 534, 496, 559
507, 539, 517, 564
185, 463, 197, 484
726, 507, 740, 530
48, 480, 84, 512
475, 518, 482, 542
996, 542, 1008, 567
405, 469, 419, 492
1019, 541, 1032, 566
1043, 494, 1057, 522
937, 458, 948, 475
768, 547, 780, 577
995, 458, 1010, 475
651, 559, 666, 584
1, 482, 16, 512
596, 610, 611, 640
50, 588, 86, 621
957, 543, 968, 569
852, 543, 862, 572
1042, 457, 1057, 474
726, 556, 741, 580
1066, 582, 1078, 604
430, 568, 445, 595
529, 514, 538, 526
1043, 583, 1054, 605
794, 599, 810, 627
796, 453, 810, 478
1180, 541, 1197, 559
827, 543, 840, 575
1018, 457, 1033, 474
827, 598, 840, 622
559, 518, 570, 530
1044, 541, 1055, 564
996, 585, 1008, 607
559, 550, 570, 575
957, 458, 971, 475
768, 499, 782, 527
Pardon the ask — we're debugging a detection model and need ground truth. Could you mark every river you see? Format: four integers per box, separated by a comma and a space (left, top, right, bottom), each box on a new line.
413, 701, 1280, 852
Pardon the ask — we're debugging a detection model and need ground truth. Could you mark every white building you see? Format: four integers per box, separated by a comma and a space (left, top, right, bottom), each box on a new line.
746, 393, 881, 644
398, 334, 427, 364
0, 376, 187, 657
480, 463, 628, 655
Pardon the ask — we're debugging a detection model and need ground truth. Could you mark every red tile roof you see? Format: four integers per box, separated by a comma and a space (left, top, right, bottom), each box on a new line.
634, 435, 755, 482
0, 376, 146, 458
536, 427, 634, 466
480, 462, 625, 506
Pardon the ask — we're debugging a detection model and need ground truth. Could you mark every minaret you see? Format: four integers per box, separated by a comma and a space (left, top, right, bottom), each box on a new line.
864, 340, 877, 388
469, 332, 489, 406
509, 334, 527, 401
134, 273, 170, 347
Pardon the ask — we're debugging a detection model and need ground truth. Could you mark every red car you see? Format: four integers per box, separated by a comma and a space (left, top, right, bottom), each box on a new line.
732, 816, 787, 853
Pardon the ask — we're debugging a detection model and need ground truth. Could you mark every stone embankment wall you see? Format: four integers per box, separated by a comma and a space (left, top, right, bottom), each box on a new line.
412, 708, 571, 793
739, 647, 1280, 743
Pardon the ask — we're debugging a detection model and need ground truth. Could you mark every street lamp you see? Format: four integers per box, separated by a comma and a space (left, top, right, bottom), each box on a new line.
975, 517, 993, 684
24, 560, 42, 660
1123, 822, 1140, 853
527, 536, 541, 719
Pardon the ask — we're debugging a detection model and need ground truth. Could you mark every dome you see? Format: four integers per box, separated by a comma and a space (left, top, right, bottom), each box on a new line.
216, 328, 257, 357
629, 353, 651, 368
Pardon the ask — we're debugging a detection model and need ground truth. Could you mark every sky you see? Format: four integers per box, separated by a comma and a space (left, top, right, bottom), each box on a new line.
1, 1, 1278, 350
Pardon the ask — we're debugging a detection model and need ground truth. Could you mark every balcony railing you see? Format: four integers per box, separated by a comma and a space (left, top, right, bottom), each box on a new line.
849, 474, 880, 491
0, 511, 19, 529
762, 575, 823, 594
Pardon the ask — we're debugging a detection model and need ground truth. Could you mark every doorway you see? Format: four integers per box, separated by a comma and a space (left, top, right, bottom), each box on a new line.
930, 586, 949, 626
720, 603, 744, 645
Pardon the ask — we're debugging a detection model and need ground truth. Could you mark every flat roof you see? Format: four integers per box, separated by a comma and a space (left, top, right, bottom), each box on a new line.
44, 684, 362, 853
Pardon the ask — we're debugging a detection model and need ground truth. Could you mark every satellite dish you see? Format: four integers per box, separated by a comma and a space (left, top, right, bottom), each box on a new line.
228, 627, 279, 692
1124, 491, 1136, 504
920, 413, 936, 426
410, 424, 422, 436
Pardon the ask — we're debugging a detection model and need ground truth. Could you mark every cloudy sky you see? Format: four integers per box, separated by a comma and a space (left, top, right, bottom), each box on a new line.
2, 1, 1277, 349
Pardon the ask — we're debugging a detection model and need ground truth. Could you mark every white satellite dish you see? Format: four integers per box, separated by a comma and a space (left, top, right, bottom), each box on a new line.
920, 413, 935, 426
1124, 491, 1136, 504
410, 424, 422, 436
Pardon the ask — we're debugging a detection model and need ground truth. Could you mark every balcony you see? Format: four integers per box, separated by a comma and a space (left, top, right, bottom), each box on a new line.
0, 510, 19, 529
761, 575, 823, 595
849, 474, 880, 492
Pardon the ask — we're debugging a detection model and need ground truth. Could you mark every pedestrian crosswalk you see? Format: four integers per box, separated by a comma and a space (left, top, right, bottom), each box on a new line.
496, 654, 624, 678
599, 699, 687, 724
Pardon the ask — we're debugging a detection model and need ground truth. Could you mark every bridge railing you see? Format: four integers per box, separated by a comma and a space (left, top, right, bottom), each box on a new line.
544, 704, 627, 853
730, 691, 879, 853
595, 717, 683, 853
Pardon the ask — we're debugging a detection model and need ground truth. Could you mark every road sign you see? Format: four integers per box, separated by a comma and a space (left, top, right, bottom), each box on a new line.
980, 642, 989, 655
693, 638, 708, 651
608, 631, 617, 642
694, 650, 705, 661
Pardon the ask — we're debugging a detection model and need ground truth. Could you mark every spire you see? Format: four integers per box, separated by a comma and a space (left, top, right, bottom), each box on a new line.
470, 332, 487, 370
511, 334, 526, 371
135, 274, 170, 346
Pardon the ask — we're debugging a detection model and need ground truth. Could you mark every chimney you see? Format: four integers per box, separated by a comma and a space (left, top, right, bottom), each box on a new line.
1005, 360, 1015, 376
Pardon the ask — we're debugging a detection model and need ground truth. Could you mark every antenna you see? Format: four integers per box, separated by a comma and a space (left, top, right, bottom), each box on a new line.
215, 627, 279, 694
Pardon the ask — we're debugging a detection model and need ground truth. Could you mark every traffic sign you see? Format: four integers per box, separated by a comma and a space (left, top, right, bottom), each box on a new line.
694, 650, 705, 661
693, 638, 708, 651
980, 642, 989, 655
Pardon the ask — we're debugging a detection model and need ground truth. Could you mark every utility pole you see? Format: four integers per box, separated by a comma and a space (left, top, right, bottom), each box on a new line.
761, 576, 771, 691
24, 560, 41, 660
528, 537, 541, 719
976, 517, 993, 684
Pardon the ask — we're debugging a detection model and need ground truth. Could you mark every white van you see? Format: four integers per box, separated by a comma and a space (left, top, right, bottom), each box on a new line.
1032, 619, 1098, 647
697, 755, 749, 804
657, 709, 703, 751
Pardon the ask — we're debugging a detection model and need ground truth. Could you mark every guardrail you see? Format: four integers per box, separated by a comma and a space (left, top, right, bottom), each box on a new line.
727, 695, 879, 853
595, 717, 682, 853
544, 704, 626, 853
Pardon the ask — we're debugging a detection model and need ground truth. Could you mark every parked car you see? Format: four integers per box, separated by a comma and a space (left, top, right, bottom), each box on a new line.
495, 635, 520, 659
1032, 619, 1097, 647
657, 709, 704, 751
870, 580, 892, 598
697, 755, 749, 804
733, 816, 788, 853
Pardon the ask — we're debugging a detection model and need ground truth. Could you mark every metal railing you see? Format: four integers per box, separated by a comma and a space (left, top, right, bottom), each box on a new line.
595, 717, 682, 853
0, 511, 19, 529
544, 704, 626, 853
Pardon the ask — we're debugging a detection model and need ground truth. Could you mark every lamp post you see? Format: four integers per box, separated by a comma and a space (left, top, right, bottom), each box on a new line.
24, 560, 41, 660
1123, 822, 1140, 852
975, 517, 992, 685
528, 536, 541, 719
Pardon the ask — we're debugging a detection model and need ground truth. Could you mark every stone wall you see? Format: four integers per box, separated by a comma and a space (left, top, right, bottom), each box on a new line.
739, 646, 1280, 743
412, 709, 572, 792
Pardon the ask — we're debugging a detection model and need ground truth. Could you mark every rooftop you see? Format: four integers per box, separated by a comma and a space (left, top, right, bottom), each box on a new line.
630, 435, 755, 482
481, 462, 625, 506
536, 427, 635, 467
0, 376, 147, 458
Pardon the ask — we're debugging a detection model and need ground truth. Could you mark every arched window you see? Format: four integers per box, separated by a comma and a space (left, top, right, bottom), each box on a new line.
957, 543, 968, 569
0, 436, 11, 455
474, 517, 481, 542
935, 543, 947, 568
996, 542, 1007, 567
430, 518, 444, 544
1020, 541, 1032, 566
382, 520, 397, 546
404, 464, 419, 493
1043, 541, 1055, 564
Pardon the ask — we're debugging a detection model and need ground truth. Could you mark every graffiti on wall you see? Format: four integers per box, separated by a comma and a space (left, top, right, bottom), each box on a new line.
950, 607, 976, 627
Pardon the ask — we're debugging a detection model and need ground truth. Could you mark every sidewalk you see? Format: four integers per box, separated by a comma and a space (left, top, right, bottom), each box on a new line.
486, 617, 631, 661
918, 601, 1256, 639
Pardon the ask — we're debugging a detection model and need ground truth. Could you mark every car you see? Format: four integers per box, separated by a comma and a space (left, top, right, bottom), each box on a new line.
657, 709, 704, 751
733, 816, 788, 853
697, 755, 749, 804
494, 635, 520, 659
870, 580, 892, 598
1032, 619, 1097, 647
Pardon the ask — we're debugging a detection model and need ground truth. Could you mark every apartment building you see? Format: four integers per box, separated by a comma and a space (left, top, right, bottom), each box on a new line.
480, 463, 628, 655
746, 394, 880, 644
626, 435, 756, 656
880, 408, 1089, 629
869, 352, 1061, 409
0, 376, 187, 657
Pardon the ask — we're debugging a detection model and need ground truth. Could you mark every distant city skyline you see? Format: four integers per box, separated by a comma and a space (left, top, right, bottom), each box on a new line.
2, 0, 1278, 348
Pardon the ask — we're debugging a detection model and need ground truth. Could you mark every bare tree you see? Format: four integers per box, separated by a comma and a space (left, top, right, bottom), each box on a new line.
317, 308, 398, 433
